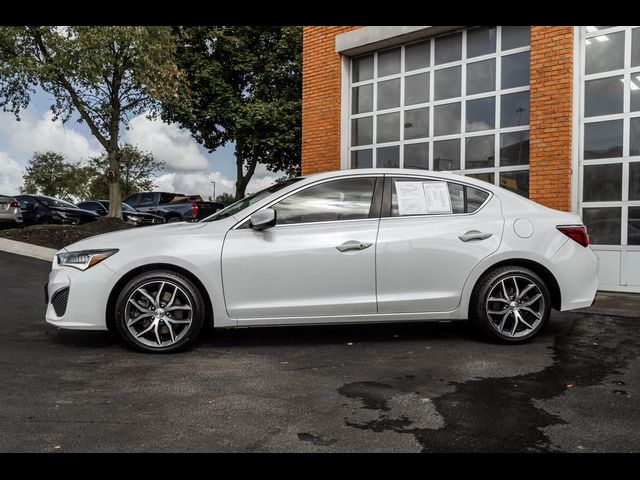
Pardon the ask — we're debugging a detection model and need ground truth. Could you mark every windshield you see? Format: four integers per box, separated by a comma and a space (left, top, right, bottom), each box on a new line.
35, 196, 78, 209
201, 178, 304, 222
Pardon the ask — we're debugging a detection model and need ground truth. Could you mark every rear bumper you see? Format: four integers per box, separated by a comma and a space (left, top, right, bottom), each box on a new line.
551, 240, 599, 311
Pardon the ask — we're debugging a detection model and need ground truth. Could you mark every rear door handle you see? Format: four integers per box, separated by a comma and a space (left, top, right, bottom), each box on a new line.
336, 240, 373, 252
458, 230, 493, 242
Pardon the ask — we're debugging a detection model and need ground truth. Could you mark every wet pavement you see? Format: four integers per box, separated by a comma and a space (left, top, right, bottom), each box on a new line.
1, 250, 639, 452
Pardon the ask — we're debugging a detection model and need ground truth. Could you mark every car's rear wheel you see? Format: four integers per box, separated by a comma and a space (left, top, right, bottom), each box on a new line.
471, 266, 551, 343
166, 216, 181, 223
114, 270, 205, 353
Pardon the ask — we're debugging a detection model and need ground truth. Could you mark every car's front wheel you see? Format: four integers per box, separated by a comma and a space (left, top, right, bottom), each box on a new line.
114, 270, 206, 353
471, 266, 551, 343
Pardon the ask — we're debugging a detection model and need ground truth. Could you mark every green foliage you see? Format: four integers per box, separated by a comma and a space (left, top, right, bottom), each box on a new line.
161, 26, 302, 199
21, 151, 92, 201
0, 26, 180, 216
214, 192, 236, 207
85, 144, 164, 199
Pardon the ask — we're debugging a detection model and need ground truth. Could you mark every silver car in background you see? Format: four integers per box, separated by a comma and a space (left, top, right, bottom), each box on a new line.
0, 195, 23, 227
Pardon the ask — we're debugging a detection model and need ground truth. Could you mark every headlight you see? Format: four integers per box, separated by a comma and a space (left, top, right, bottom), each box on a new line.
53, 210, 67, 218
127, 215, 141, 222
57, 249, 118, 271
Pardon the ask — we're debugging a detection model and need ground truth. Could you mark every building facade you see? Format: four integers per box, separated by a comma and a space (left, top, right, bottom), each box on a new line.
301, 26, 640, 292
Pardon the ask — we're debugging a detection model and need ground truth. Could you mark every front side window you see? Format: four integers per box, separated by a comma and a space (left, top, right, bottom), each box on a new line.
139, 193, 155, 206
390, 177, 489, 217
273, 177, 377, 225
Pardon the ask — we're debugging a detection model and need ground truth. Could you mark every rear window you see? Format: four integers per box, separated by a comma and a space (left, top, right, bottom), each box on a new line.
391, 178, 489, 217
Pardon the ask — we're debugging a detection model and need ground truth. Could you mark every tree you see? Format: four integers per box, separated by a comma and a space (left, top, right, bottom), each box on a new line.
21, 151, 92, 201
0, 26, 179, 218
161, 26, 302, 200
86, 144, 165, 199
214, 192, 236, 207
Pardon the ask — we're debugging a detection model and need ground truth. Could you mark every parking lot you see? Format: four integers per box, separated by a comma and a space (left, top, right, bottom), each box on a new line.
1, 249, 639, 453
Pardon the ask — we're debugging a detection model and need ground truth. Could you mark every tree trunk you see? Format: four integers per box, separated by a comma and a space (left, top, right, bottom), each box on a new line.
107, 148, 123, 219
234, 143, 258, 200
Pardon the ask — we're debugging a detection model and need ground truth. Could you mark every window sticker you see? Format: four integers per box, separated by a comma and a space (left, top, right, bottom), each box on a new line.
395, 181, 428, 215
423, 181, 453, 214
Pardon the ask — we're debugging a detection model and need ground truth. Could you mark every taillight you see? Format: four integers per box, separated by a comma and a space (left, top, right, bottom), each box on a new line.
192, 201, 199, 217
9, 201, 19, 209
557, 225, 589, 248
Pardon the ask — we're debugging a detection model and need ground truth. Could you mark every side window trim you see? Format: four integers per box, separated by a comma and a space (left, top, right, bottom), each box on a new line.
382, 175, 493, 218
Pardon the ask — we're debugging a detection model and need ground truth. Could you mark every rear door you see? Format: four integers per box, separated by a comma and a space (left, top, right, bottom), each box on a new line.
376, 175, 504, 313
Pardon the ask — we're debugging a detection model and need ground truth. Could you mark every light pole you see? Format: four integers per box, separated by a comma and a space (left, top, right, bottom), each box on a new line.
210, 180, 216, 201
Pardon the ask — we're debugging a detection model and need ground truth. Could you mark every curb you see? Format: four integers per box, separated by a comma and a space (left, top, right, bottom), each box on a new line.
0, 238, 57, 262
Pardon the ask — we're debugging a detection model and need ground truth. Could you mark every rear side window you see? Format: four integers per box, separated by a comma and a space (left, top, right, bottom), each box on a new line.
160, 193, 177, 204
273, 177, 377, 225
390, 177, 489, 216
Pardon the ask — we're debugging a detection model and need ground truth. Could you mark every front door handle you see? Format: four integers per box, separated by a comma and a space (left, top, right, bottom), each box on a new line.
336, 240, 373, 252
458, 230, 493, 242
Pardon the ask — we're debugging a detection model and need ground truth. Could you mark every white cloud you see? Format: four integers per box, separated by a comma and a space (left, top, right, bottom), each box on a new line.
0, 152, 24, 195
0, 110, 101, 163
125, 114, 209, 171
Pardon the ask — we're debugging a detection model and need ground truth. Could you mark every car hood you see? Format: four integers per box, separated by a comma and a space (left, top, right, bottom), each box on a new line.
53, 206, 99, 216
61, 221, 218, 252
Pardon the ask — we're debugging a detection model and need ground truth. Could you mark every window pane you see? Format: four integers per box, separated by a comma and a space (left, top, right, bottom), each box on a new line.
631, 117, 640, 156
467, 27, 496, 58
501, 91, 530, 127
629, 207, 640, 245
434, 102, 461, 136
377, 78, 401, 110
466, 172, 495, 184
434, 66, 461, 100
585, 31, 624, 75
499, 170, 529, 197
405, 72, 430, 106
584, 120, 623, 159
377, 146, 400, 168
467, 186, 490, 212
351, 117, 373, 146
501, 51, 530, 89
435, 32, 462, 65
467, 59, 496, 95
500, 131, 530, 166
377, 112, 400, 143
353, 55, 373, 82
585, 26, 615, 32
633, 28, 640, 67
352, 84, 373, 114
406, 40, 430, 71
582, 207, 621, 245
466, 97, 495, 132
433, 139, 460, 170
502, 26, 530, 50
630, 162, 640, 200
378, 48, 401, 77
583, 163, 622, 201
448, 182, 465, 213
585, 76, 623, 117
404, 143, 429, 169
404, 107, 429, 140
351, 149, 372, 169
274, 178, 376, 225
631, 75, 640, 112
466, 135, 495, 169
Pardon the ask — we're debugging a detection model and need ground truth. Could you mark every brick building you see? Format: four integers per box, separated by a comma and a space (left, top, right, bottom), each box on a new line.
301, 26, 640, 292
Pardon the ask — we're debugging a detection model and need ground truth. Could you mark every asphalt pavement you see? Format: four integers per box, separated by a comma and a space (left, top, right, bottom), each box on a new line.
1, 250, 639, 452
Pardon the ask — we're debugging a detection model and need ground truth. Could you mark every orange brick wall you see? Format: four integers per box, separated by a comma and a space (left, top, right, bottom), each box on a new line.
302, 26, 361, 175
529, 26, 574, 211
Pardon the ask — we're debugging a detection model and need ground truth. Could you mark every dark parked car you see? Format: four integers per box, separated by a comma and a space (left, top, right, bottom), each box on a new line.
15, 195, 101, 226
76, 200, 165, 227
123, 192, 222, 223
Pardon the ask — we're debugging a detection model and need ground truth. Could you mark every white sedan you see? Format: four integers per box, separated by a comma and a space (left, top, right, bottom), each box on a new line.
45, 169, 599, 353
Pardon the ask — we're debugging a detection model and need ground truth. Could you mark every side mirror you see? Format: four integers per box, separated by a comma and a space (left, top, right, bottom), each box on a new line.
249, 208, 276, 231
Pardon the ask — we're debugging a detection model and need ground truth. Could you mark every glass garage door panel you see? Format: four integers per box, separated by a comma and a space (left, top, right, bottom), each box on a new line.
580, 26, 640, 291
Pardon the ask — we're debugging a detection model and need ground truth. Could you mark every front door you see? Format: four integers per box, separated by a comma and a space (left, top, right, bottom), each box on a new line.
376, 176, 504, 313
221, 176, 382, 320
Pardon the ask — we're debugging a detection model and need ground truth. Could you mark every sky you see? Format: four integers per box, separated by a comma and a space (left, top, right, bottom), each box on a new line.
0, 88, 282, 199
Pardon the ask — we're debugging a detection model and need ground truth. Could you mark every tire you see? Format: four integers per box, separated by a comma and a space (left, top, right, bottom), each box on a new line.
470, 266, 551, 344
114, 270, 205, 353
166, 216, 181, 223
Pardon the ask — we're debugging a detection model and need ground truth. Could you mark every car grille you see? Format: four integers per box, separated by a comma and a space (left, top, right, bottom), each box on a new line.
51, 287, 70, 317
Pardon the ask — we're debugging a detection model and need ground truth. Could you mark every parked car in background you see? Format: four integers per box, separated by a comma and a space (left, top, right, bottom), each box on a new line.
76, 200, 165, 227
45, 169, 598, 353
15, 195, 100, 226
123, 192, 221, 223
0, 195, 23, 228
193, 200, 225, 221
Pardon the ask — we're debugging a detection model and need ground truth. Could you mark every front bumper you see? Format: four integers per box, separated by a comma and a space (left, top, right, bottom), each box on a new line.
45, 259, 116, 331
